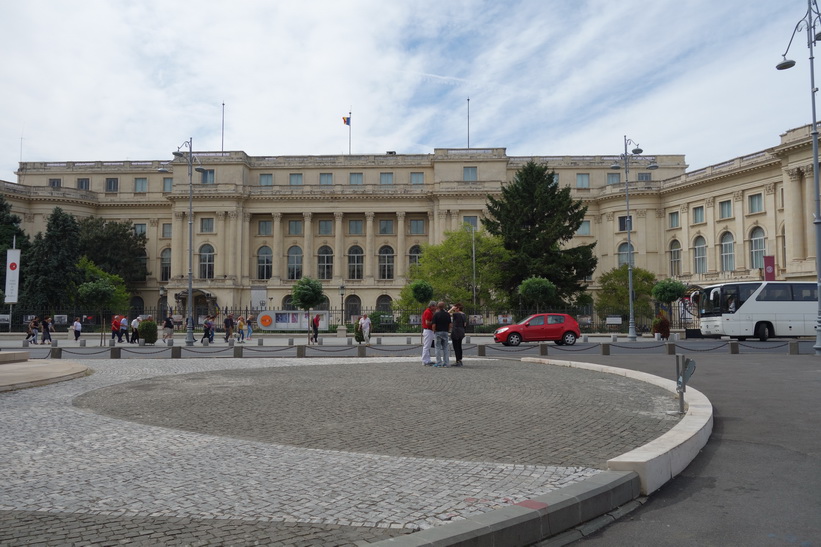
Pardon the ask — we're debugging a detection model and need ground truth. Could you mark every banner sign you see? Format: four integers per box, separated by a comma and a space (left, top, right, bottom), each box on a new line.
4, 249, 20, 304
763, 255, 776, 281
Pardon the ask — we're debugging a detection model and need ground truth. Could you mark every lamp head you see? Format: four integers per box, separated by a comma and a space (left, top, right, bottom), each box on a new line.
648, 161, 659, 170
610, 162, 621, 170
194, 167, 206, 173
157, 167, 171, 173
776, 56, 796, 70
172, 151, 185, 158
631, 147, 643, 155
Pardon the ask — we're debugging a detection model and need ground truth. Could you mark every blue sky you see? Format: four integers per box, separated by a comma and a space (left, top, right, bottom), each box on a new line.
0, 0, 810, 181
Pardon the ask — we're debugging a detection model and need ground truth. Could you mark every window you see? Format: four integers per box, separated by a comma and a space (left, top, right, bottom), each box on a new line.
282, 295, 296, 310
48, 178, 61, 188
161, 223, 172, 238
463, 167, 478, 181
669, 211, 679, 228
607, 172, 621, 185
750, 227, 766, 269
637, 172, 652, 182
693, 236, 707, 274
379, 172, 394, 185
463, 216, 478, 229
258, 220, 272, 235
319, 173, 333, 185
379, 219, 394, 234
617, 242, 633, 267
200, 170, 215, 184
410, 172, 424, 185
160, 248, 171, 281
618, 215, 632, 232
720, 232, 735, 272
199, 244, 215, 279
576, 173, 590, 188
134, 177, 147, 193
318, 219, 333, 235
77, 178, 90, 190
163, 177, 173, 192
200, 218, 214, 233
349, 172, 363, 185
134, 223, 147, 236
376, 295, 393, 312
105, 178, 119, 192
289, 173, 303, 186
257, 246, 272, 279
748, 193, 764, 213
348, 219, 363, 235
692, 206, 705, 224
348, 245, 363, 279
719, 200, 732, 219
577, 220, 591, 236
669, 240, 681, 276
288, 220, 303, 235
259, 173, 273, 186
409, 244, 422, 267
287, 246, 303, 280
409, 219, 425, 234
378, 245, 395, 279
317, 245, 333, 280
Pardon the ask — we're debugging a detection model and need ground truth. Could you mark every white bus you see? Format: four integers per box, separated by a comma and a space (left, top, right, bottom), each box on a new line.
694, 281, 818, 341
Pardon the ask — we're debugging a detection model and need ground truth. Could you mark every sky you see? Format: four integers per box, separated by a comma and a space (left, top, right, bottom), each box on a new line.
0, 0, 813, 181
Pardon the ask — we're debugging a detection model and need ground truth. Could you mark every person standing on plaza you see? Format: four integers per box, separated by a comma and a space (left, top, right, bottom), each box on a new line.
130, 316, 141, 344
311, 313, 320, 344
421, 301, 436, 366
246, 315, 254, 340
224, 313, 234, 342
162, 314, 174, 341
73, 317, 82, 341
432, 301, 452, 367
358, 313, 371, 345
449, 303, 467, 367
120, 315, 130, 343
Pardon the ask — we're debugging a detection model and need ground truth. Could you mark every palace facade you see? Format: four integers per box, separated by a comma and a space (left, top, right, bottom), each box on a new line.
2, 124, 817, 319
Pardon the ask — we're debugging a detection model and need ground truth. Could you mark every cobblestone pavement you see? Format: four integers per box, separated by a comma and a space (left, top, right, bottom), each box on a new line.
0, 357, 680, 546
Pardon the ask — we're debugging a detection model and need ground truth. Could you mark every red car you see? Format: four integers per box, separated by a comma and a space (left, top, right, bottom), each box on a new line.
494, 313, 581, 346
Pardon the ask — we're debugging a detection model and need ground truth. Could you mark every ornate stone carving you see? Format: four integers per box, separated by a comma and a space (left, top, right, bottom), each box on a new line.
765, 183, 775, 194
733, 191, 743, 202
705, 197, 714, 207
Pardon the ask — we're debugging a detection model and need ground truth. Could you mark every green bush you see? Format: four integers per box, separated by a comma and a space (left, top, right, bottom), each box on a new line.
139, 319, 158, 344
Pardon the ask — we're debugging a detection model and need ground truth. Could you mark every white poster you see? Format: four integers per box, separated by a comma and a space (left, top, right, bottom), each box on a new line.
4, 249, 20, 304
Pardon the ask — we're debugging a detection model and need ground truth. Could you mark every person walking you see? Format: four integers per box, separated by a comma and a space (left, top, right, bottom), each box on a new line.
449, 303, 467, 367
26, 317, 40, 344
130, 316, 141, 344
67, 318, 75, 340
120, 315, 130, 343
223, 313, 234, 342
358, 314, 371, 345
200, 316, 212, 344
41, 317, 53, 345
421, 301, 436, 366
111, 315, 121, 342
72, 317, 82, 341
311, 313, 320, 344
162, 314, 175, 341
432, 301, 452, 367
236, 316, 246, 343
246, 315, 254, 340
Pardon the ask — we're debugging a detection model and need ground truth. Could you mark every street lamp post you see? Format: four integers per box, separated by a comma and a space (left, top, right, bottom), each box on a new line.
611, 136, 658, 341
777, 0, 821, 355
339, 284, 346, 326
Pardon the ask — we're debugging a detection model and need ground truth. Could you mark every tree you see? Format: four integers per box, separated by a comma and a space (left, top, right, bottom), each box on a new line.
77, 217, 148, 290
595, 265, 656, 320
409, 280, 434, 305
483, 161, 597, 304
75, 257, 129, 345
517, 277, 558, 313
0, 195, 31, 302
652, 278, 688, 306
291, 277, 325, 339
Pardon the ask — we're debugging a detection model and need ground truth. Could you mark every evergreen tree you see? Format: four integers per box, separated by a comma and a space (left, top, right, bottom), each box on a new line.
0, 195, 31, 299
483, 161, 597, 304
77, 217, 148, 290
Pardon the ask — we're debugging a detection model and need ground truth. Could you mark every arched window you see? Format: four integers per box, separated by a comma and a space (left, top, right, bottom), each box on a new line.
160, 248, 171, 281
344, 294, 361, 323
409, 244, 422, 267
282, 295, 295, 310
720, 232, 735, 272
199, 244, 215, 279
287, 246, 303, 280
130, 296, 144, 316
750, 227, 766, 269
693, 236, 707, 274
379, 245, 395, 279
617, 242, 633, 267
314, 296, 330, 311
317, 245, 333, 280
669, 240, 681, 276
348, 245, 363, 280
257, 246, 272, 280
376, 294, 393, 312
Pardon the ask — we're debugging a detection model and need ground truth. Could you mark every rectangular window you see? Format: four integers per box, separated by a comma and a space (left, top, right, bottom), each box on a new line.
163, 177, 173, 192
409, 219, 425, 234
259, 173, 273, 186
289, 173, 303, 186
719, 200, 732, 219
105, 178, 119, 192
463, 166, 478, 181
607, 172, 621, 185
77, 178, 90, 190
463, 215, 478, 229
318, 220, 333, 235
288, 220, 303, 235
162, 223, 172, 238
669, 211, 680, 228
410, 172, 424, 185
748, 193, 764, 213
577, 220, 591, 236
576, 173, 590, 188
379, 219, 394, 234
692, 206, 705, 224
258, 220, 272, 235
319, 173, 333, 185
379, 172, 394, 185
200, 218, 214, 233
48, 178, 61, 188
348, 219, 363, 234
618, 215, 632, 232
200, 170, 215, 184
637, 172, 652, 182
134, 177, 148, 193
349, 172, 363, 185
134, 223, 147, 236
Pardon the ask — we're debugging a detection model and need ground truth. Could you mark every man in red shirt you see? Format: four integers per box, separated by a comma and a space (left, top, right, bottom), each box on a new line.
421, 301, 436, 365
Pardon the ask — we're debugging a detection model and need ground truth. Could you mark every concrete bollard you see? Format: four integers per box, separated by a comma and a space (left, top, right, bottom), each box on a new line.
258, 338, 264, 346
52, 340, 58, 348
347, 337, 353, 346
789, 340, 799, 355
79, 340, 86, 347
288, 338, 294, 346
50, 347, 62, 359
611, 334, 618, 342
655, 333, 661, 341
478, 344, 486, 357
202, 339, 209, 347
357, 345, 366, 357
601, 342, 610, 355
729, 341, 739, 354
228, 339, 235, 347
171, 346, 181, 359
139, 340, 145, 346
110, 347, 121, 359
108, 339, 115, 347
318, 338, 323, 345
167, 339, 174, 346
233, 345, 243, 358
666, 342, 676, 355
406, 337, 412, 345
296, 345, 305, 358
583, 335, 588, 343
539, 343, 549, 356
22, 340, 29, 348
376, 337, 382, 345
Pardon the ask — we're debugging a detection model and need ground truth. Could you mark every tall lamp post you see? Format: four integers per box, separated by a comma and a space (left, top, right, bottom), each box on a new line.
339, 285, 346, 326
611, 136, 658, 341
777, 0, 821, 355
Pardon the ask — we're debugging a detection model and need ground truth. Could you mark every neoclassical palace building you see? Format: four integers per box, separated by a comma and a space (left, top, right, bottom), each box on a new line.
1, 124, 817, 318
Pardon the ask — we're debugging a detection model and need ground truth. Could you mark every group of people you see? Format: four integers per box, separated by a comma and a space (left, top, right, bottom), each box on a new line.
421, 301, 467, 367
194, 313, 254, 344
24, 316, 55, 345
110, 314, 146, 344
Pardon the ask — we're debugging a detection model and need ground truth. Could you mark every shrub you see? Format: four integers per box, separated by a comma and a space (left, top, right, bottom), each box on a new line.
139, 319, 158, 344
651, 312, 670, 340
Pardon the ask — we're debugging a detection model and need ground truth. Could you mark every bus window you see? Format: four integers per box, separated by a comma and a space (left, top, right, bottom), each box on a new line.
758, 285, 791, 301
793, 283, 817, 301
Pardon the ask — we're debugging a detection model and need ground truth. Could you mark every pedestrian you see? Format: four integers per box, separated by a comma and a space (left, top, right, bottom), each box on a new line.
28, 317, 40, 344
162, 314, 174, 341
432, 301, 452, 367
131, 316, 141, 344
73, 317, 82, 341
111, 315, 121, 342
358, 313, 371, 345
67, 318, 75, 340
224, 313, 234, 342
312, 313, 320, 344
246, 315, 254, 340
237, 316, 246, 343
449, 303, 467, 367
200, 316, 212, 344
120, 315, 130, 343
41, 317, 54, 345
421, 301, 436, 366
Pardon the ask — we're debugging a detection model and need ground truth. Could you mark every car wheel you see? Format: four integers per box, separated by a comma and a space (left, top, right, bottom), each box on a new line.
507, 333, 522, 346
756, 323, 770, 342
562, 331, 577, 346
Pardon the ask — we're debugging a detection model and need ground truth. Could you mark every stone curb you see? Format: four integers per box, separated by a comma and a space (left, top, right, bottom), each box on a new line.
0, 359, 90, 392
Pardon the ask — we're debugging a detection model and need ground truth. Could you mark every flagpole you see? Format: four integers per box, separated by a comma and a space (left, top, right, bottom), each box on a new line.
221, 102, 225, 152
348, 110, 352, 155
467, 97, 470, 148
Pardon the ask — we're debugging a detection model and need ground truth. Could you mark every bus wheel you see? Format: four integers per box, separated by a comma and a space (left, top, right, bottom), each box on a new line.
756, 323, 771, 342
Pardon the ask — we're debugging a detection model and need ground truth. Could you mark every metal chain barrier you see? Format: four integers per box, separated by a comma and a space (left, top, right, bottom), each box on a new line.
549, 344, 602, 352
120, 347, 172, 355
485, 344, 539, 352
61, 348, 113, 356
305, 346, 360, 353
241, 346, 294, 354
609, 343, 667, 351
670, 342, 729, 352
738, 341, 789, 349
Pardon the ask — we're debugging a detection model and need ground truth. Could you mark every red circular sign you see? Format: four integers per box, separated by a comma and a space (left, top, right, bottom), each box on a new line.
9, 262, 17, 271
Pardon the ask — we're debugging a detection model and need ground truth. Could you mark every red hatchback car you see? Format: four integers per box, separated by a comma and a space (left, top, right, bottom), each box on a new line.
493, 313, 581, 346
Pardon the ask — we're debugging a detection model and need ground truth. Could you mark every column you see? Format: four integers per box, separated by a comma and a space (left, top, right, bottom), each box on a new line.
334, 212, 344, 284
705, 197, 716, 272
803, 166, 815, 260
365, 212, 375, 282
679, 205, 691, 275
450, 209, 460, 231
396, 211, 406, 279
172, 211, 186, 280
732, 191, 745, 270
216, 211, 228, 276
786, 168, 806, 261
302, 212, 313, 278
271, 212, 282, 284
240, 212, 251, 282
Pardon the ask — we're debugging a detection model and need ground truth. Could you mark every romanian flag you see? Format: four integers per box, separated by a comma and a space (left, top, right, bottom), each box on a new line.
342, 116, 351, 126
